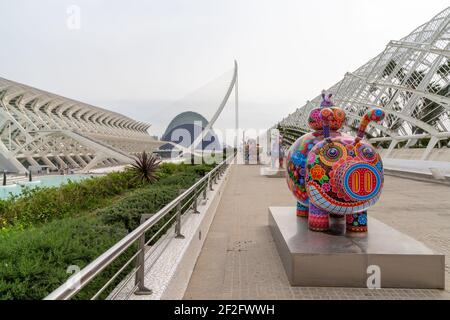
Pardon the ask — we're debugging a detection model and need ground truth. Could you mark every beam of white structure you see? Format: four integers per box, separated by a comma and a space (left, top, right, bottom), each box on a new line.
183, 61, 238, 154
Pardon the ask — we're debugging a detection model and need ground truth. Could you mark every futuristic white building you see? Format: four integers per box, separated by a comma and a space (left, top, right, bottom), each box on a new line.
277, 7, 450, 162
0, 77, 162, 173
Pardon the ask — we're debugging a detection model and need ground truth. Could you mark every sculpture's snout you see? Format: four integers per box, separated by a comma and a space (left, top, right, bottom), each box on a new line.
334, 161, 382, 201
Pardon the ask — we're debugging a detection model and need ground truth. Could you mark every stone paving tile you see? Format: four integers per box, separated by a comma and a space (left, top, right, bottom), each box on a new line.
184, 165, 450, 300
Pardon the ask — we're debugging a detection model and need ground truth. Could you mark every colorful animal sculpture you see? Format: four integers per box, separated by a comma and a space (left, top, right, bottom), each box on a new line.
279, 135, 285, 168
286, 92, 385, 234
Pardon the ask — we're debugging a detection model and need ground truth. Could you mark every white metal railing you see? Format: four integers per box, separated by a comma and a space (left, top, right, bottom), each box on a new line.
45, 155, 234, 300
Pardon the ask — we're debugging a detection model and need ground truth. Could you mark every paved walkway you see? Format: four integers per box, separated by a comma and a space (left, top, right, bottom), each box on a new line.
184, 165, 450, 300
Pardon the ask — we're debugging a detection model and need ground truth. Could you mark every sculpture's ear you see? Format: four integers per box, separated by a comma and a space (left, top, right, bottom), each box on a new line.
320, 108, 334, 122
321, 92, 326, 100
328, 93, 333, 99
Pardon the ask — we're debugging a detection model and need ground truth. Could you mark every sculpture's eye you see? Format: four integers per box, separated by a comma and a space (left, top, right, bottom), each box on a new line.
362, 147, 374, 158
357, 145, 376, 162
319, 143, 347, 166
327, 147, 339, 159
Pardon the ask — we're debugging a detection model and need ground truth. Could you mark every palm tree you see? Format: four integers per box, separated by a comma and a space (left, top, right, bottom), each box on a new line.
130, 151, 161, 184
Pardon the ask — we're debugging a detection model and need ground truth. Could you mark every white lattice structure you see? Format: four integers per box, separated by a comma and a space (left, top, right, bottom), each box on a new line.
0, 77, 162, 173
277, 7, 450, 161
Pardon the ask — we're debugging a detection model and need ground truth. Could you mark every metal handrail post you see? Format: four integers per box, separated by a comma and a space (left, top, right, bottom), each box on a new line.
175, 193, 185, 239
192, 186, 200, 214
134, 233, 152, 295
203, 179, 207, 200
208, 174, 213, 191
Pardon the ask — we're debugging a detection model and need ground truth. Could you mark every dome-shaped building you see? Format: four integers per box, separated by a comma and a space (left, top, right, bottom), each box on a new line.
158, 111, 221, 157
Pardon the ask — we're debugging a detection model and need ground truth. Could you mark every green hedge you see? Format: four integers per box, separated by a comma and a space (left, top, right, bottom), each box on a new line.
0, 216, 129, 300
99, 169, 209, 232
0, 163, 214, 229
0, 170, 143, 229
157, 162, 213, 178
99, 185, 179, 232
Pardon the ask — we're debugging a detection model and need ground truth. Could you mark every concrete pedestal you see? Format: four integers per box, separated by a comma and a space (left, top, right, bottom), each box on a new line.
269, 207, 445, 289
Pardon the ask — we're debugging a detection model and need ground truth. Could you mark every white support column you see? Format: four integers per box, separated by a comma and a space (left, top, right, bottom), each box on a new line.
0, 141, 28, 173
54, 155, 67, 169
74, 155, 88, 167
26, 155, 40, 167
404, 138, 418, 148
64, 154, 80, 168
39, 155, 58, 171
82, 155, 93, 163
384, 140, 399, 158
81, 154, 107, 173
420, 136, 439, 160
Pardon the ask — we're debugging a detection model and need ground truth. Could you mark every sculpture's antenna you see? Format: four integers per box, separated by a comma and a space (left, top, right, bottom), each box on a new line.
355, 108, 385, 143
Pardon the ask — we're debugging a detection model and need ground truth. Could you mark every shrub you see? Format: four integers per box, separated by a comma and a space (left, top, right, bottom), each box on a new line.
99, 185, 180, 232
156, 171, 198, 188
189, 163, 215, 176
0, 216, 129, 300
0, 163, 213, 229
0, 170, 143, 228
98, 164, 215, 231
157, 162, 188, 178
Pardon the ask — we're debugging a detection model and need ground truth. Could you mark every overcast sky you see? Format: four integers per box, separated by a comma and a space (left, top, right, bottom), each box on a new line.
0, 0, 448, 136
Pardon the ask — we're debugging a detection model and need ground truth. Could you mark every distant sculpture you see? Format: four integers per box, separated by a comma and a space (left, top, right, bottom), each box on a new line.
271, 137, 279, 168
286, 92, 385, 234
270, 134, 285, 168
278, 135, 285, 168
